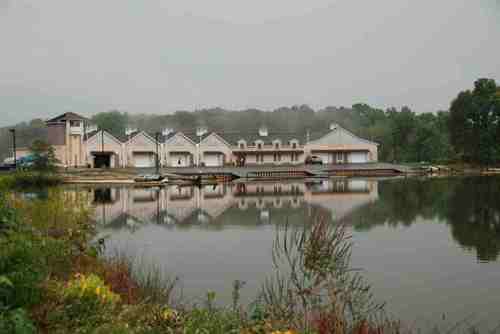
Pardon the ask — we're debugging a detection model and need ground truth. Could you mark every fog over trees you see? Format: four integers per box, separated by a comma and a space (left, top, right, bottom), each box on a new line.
1, 79, 499, 165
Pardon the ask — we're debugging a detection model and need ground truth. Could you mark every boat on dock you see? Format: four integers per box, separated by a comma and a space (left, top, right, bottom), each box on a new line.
133, 174, 168, 186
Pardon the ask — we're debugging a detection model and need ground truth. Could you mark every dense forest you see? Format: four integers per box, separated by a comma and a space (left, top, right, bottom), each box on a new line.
1, 78, 499, 165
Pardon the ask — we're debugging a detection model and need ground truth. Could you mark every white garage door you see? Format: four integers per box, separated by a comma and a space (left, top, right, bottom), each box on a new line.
349, 152, 367, 163
133, 153, 155, 168
348, 180, 368, 191
204, 153, 222, 167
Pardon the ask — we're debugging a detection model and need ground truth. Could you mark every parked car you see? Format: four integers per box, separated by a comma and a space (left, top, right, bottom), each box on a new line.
3, 157, 15, 165
17, 155, 36, 169
305, 155, 323, 165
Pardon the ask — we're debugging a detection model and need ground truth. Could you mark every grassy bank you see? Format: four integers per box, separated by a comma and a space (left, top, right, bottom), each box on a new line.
0, 171, 62, 189
0, 185, 490, 333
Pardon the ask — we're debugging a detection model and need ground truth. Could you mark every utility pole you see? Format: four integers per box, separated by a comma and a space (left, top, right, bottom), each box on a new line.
100, 128, 105, 168
155, 132, 160, 175
198, 134, 201, 167
101, 128, 104, 154
9, 129, 16, 170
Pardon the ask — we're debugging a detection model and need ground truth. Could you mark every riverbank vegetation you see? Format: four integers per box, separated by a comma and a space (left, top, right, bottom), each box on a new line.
0, 139, 62, 188
0, 182, 396, 333
0, 172, 62, 189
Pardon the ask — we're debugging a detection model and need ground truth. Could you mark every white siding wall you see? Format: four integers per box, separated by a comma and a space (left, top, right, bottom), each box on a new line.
164, 133, 196, 167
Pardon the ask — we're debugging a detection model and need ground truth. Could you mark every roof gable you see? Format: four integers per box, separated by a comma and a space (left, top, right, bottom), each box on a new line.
309, 125, 378, 146
46, 112, 89, 123
200, 132, 231, 148
126, 131, 158, 146
86, 130, 123, 146
164, 132, 196, 146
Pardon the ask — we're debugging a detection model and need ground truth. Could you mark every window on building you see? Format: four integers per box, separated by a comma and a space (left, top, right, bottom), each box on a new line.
292, 142, 297, 149
274, 142, 280, 149
239, 143, 245, 149
70, 120, 81, 127
257, 143, 263, 149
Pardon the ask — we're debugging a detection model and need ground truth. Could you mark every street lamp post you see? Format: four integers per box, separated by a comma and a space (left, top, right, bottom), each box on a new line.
155, 132, 160, 175
9, 129, 16, 170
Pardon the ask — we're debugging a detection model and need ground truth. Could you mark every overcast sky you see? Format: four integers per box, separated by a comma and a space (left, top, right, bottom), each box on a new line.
1, 0, 499, 126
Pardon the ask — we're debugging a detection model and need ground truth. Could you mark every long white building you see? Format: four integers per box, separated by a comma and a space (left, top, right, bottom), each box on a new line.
15, 112, 379, 168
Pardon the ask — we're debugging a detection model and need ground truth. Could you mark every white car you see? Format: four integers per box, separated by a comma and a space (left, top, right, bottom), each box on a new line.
3, 157, 15, 165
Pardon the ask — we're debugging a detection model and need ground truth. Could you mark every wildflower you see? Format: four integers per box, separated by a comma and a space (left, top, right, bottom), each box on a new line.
162, 308, 177, 320
95, 286, 101, 296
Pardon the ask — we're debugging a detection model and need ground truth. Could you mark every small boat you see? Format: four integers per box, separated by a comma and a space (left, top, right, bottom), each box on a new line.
134, 174, 166, 183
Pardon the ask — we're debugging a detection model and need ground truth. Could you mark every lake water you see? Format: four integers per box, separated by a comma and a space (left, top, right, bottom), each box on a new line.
73, 176, 500, 329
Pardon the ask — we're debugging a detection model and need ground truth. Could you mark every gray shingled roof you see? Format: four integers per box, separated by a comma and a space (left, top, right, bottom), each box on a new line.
219, 131, 307, 146
86, 130, 128, 143
46, 112, 89, 123
308, 129, 332, 142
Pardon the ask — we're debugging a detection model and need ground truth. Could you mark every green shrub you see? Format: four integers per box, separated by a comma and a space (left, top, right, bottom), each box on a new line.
11, 187, 94, 252
5, 172, 62, 189
182, 307, 241, 334
0, 192, 16, 233
46, 274, 120, 333
0, 233, 48, 309
0, 308, 36, 334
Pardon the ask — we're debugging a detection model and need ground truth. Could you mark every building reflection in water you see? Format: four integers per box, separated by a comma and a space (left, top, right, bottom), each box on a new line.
90, 179, 378, 231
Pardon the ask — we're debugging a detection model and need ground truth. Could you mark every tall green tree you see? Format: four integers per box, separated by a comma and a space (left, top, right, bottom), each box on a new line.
91, 110, 128, 137
449, 78, 500, 165
29, 140, 58, 172
387, 106, 416, 162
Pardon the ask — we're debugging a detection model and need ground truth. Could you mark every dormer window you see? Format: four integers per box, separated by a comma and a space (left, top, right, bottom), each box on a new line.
258, 143, 263, 149
290, 139, 299, 149
238, 140, 246, 150
292, 143, 297, 149
273, 140, 281, 150
255, 140, 264, 149
259, 126, 268, 137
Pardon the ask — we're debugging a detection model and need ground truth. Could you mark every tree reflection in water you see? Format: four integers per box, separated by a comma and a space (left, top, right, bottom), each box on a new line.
343, 176, 500, 262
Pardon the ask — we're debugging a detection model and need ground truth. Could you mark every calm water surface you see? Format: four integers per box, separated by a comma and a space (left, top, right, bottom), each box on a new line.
78, 177, 500, 328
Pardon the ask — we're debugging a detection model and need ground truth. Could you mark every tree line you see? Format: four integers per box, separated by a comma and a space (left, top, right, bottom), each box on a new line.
1, 78, 499, 165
